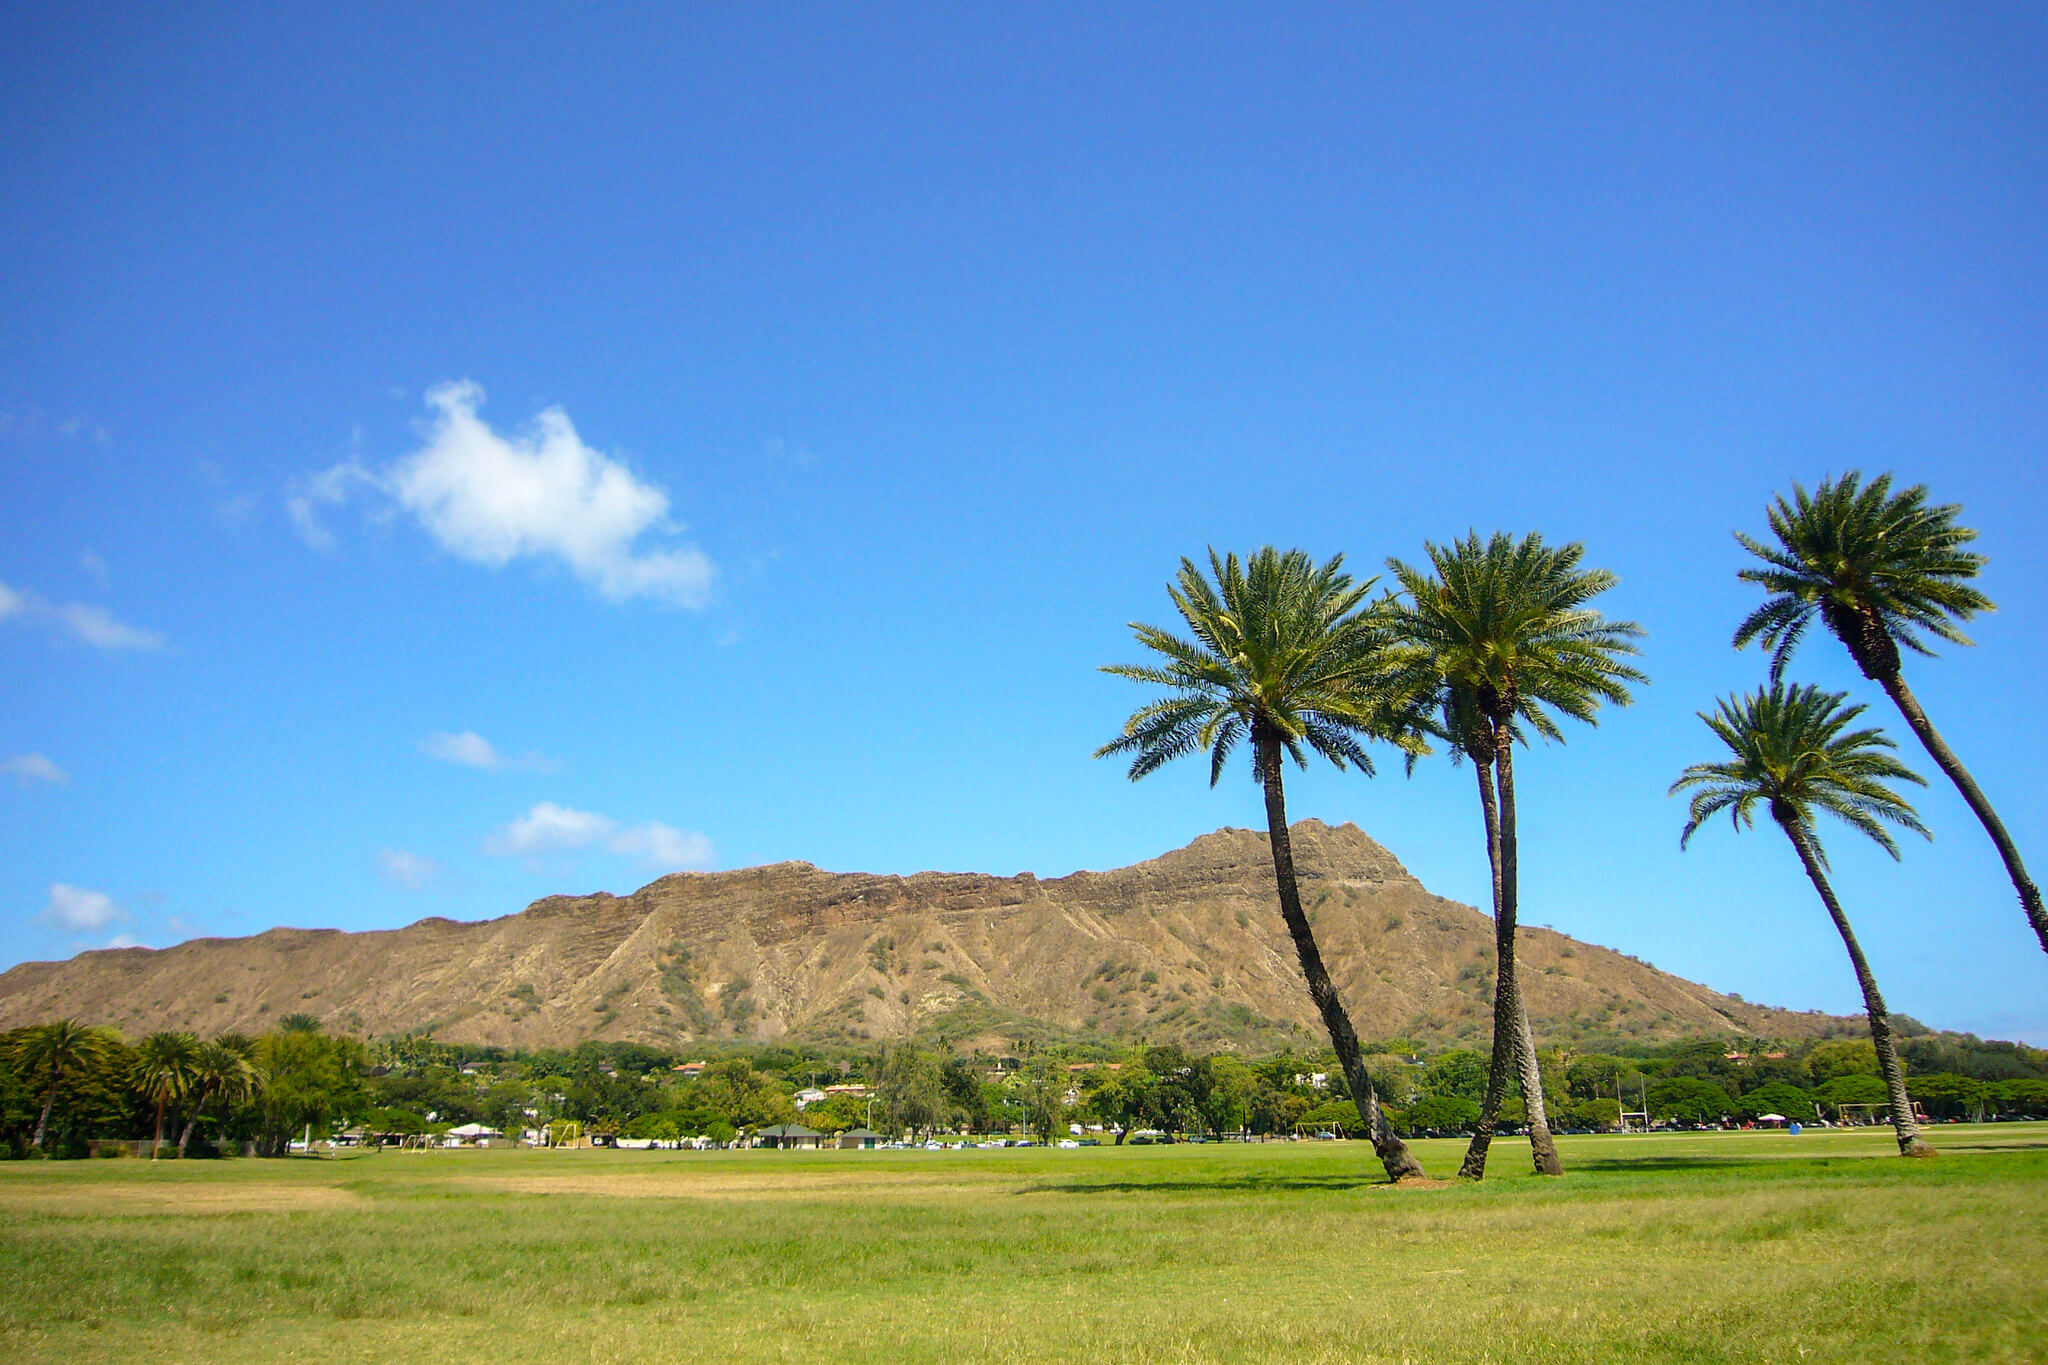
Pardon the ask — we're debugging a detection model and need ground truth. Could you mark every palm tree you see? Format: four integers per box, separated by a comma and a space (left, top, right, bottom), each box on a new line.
1388, 532, 1644, 1179
177, 1034, 263, 1156
133, 1031, 201, 1159
1097, 546, 1427, 1181
4, 1019, 121, 1149
1671, 682, 1935, 1157
1734, 473, 2045, 959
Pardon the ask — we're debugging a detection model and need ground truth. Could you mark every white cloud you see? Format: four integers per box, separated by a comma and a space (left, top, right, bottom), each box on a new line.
5, 753, 69, 785
292, 383, 715, 606
378, 848, 440, 889
420, 730, 501, 768
418, 730, 557, 773
488, 802, 713, 870
80, 550, 110, 586
44, 883, 122, 931
0, 580, 164, 650
52, 600, 164, 650
285, 459, 375, 552
491, 801, 616, 855
609, 821, 715, 870
105, 934, 144, 950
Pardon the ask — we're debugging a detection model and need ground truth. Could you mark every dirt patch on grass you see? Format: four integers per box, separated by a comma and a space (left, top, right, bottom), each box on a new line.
1, 1182, 361, 1216
472, 1169, 989, 1200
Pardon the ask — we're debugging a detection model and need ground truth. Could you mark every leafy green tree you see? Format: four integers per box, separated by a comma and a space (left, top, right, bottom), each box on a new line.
1806, 1039, 1880, 1084
1738, 1081, 1818, 1123
1018, 1066, 1071, 1144
1421, 1050, 1489, 1102
253, 1028, 364, 1155
1992, 1079, 2048, 1117
133, 1031, 201, 1159
1647, 1076, 1735, 1125
696, 1058, 795, 1131
877, 1045, 952, 1137
1566, 1098, 1621, 1130
1734, 473, 2046, 958
1389, 531, 1643, 1180
1815, 1073, 1890, 1115
1082, 1064, 1158, 1143
1907, 1073, 1990, 1121
1672, 682, 1935, 1157
1097, 547, 1426, 1181
5, 1020, 123, 1149
1397, 1093, 1482, 1136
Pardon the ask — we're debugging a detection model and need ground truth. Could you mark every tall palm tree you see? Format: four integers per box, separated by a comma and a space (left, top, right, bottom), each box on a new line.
4, 1019, 121, 1149
1734, 473, 2045, 959
177, 1034, 263, 1156
1097, 547, 1427, 1181
133, 1031, 201, 1159
1671, 682, 1935, 1157
1388, 532, 1644, 1180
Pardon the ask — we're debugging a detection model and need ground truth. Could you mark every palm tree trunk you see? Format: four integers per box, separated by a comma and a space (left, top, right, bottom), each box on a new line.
1876, 671, 2048, 960
1490, 737, 1563, 1175
1460, 757, 1512, 1179
1257, 736, 1425, 1181
1777, 815, 1935, 1158
178, 1087, 209, 1157
152, 1097, 165, 1159
32, 1063, 60, 1149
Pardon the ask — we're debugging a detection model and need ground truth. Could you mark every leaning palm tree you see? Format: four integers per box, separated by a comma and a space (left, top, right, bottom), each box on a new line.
1387, 532, 1644, 1179
1734, 473, 2045, 959
1671, 682, 1935, 1157
177, 1034, 263, 1156
133, 1031, 201, 1160
4, 1019, 121, 1149
1097, 547, 1426, 1181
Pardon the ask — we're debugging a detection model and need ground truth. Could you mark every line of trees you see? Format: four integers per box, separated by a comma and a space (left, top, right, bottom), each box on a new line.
1099, 472, 2038, 1177
9, 1013, 2045, 1158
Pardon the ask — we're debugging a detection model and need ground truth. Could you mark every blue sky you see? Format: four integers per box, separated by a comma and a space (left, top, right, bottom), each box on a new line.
4, 4, 2043, 1042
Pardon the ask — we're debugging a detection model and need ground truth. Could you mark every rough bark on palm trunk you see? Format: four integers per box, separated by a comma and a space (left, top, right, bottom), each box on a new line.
1462, 732, 1563, 1177
1779, 814, 1935, 1158
32, 1066, 60, 1149
1459, 756, 1511, 1178
1874, 670, 2048, 961
1256, 736, 1425, 1182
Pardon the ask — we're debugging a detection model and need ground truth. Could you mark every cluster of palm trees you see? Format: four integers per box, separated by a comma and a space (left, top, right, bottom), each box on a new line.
1099, 473, 2035, 1179
5, 1021, 262, 1157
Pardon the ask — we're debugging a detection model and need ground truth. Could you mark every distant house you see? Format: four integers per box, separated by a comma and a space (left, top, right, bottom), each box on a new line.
795, 1087, 828, 1110
1293, 1073, 1330, 1090
755, 1123, 824, 1150
835, 1128, 885, 1150
823, 1083, 872, 1099
676, 1060, 708, 1079
444, 1122, 503, 1147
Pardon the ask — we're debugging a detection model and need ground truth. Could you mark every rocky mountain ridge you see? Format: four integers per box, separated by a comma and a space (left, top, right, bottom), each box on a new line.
0, 821, 1853, 1051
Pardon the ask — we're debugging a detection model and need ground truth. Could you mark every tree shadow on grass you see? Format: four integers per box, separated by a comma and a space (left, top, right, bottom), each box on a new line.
1016, 1174, 1398, 1196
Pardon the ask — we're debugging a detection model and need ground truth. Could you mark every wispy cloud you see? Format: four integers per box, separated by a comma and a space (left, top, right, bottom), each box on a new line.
4, 753, 69, 786
291, 382, 715, 606
0, 580, 164, 650
44, 883, 123, 931
377, 848, 440, 890
418, 730, 558, 773
488, 802, 713, 870
79, 550, 110, 587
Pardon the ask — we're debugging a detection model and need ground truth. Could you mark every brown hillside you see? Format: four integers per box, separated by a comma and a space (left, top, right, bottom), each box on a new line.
0, 821, 1850, 1051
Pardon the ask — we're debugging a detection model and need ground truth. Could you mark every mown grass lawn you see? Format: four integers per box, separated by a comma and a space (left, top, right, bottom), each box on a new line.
2, 1124, 2042, 1363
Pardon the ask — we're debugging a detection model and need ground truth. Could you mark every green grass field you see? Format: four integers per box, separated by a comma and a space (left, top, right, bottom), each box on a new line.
3, 1125, 2043, 1363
